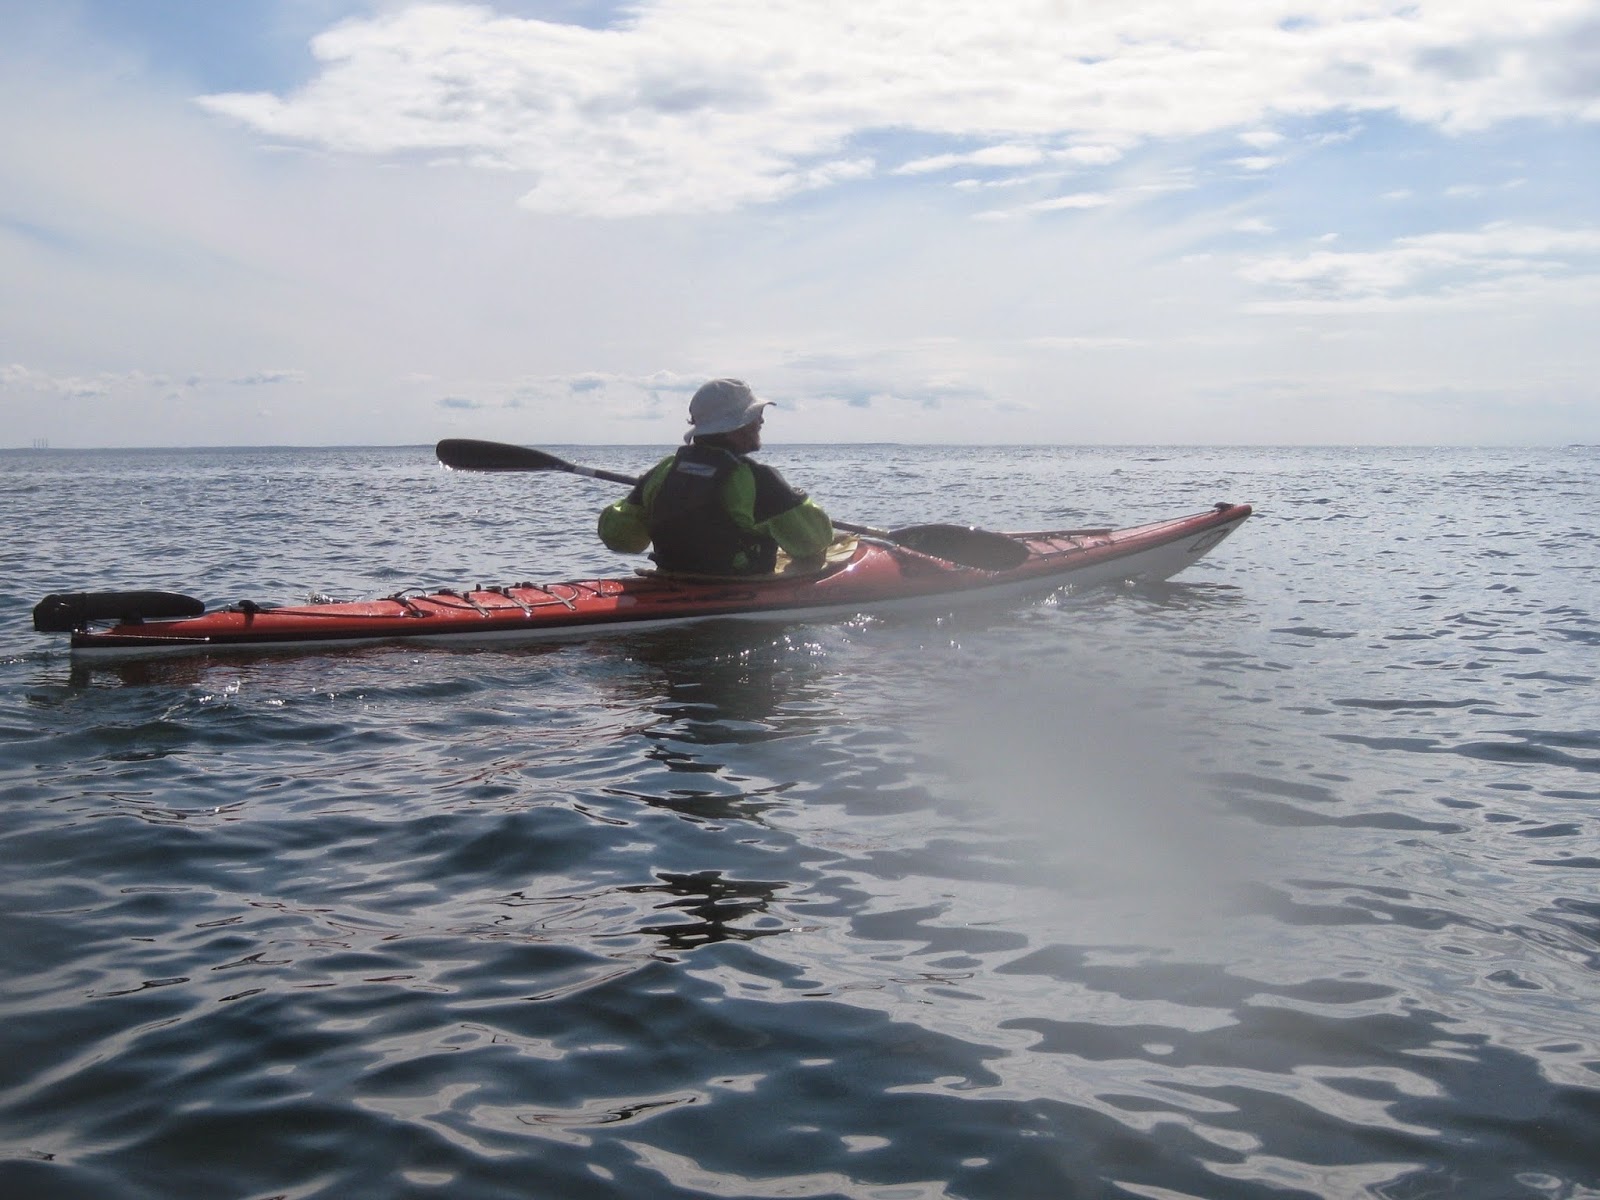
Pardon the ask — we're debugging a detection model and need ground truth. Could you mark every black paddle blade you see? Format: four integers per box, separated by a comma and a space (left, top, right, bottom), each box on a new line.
34, 590, 206, 632
436, 439, 563, 472
885, 524, 1030, 571
436, 440, 641, 487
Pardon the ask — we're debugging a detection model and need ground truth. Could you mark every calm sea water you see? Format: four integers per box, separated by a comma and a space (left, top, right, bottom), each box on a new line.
1, 444, 1596, 1200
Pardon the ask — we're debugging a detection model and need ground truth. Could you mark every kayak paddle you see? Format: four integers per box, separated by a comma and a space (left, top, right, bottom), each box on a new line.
435, 438, 1030, 571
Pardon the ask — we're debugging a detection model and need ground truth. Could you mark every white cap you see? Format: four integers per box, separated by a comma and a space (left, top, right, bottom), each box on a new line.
685, 379, 772, 442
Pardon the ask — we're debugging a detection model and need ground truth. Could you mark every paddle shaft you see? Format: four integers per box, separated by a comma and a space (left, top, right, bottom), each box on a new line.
436, 439, 883, 535
433, 439, 1030, 570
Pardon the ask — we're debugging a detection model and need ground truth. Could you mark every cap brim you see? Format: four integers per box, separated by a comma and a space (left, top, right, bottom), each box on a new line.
687, 398, 773, 438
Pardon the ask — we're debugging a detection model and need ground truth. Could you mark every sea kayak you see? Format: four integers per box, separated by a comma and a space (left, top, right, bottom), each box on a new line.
34, 503, 1250, 662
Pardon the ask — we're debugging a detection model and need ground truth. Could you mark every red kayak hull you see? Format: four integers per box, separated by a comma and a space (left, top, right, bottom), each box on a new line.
59, 504, 1250, 660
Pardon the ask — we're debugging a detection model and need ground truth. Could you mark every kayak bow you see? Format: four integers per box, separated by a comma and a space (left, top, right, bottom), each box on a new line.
36, 503, 1251, 662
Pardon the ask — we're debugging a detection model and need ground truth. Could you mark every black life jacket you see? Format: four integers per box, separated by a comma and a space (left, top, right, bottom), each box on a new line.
646, 444, 778, 575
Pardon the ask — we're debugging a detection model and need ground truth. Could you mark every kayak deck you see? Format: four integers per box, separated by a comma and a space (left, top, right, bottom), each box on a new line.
45, 503, 1251, 661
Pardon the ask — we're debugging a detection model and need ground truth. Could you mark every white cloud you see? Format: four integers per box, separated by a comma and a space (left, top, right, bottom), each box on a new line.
5, 2, 1598, 449
197, 0, 1600, 218
1239, 129, 1285, 149
426, 370, 704, 427
1051, 144, 1127, 167
1, 364, 140, 400
1, 364, 309, 400
975, 192, 1114, 220
1239, 223, 1600, 310
1445, 177, 1529, 199
232, 369, 308, 386
895, 143, 1047, 175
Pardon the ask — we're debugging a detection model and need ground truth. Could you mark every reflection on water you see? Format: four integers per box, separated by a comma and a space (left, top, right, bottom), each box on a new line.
2, 445, 1598, 1199
622, 870, 792, 950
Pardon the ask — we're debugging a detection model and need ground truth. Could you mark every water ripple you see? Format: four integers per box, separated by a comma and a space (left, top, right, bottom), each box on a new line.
4, 446, 1599, 1199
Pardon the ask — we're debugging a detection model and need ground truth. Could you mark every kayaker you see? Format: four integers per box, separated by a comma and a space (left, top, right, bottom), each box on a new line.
598, 379, 835, 576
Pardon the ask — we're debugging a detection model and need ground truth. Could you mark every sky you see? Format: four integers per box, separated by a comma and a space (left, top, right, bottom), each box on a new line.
2, 0, 1597, 447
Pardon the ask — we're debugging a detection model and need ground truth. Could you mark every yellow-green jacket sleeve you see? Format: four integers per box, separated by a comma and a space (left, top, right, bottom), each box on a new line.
597, 497, 650, 553
757, 498, 834, 559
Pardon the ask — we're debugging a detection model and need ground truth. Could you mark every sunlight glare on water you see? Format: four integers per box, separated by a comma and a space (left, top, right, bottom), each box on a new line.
1, 444, 1596, 1200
